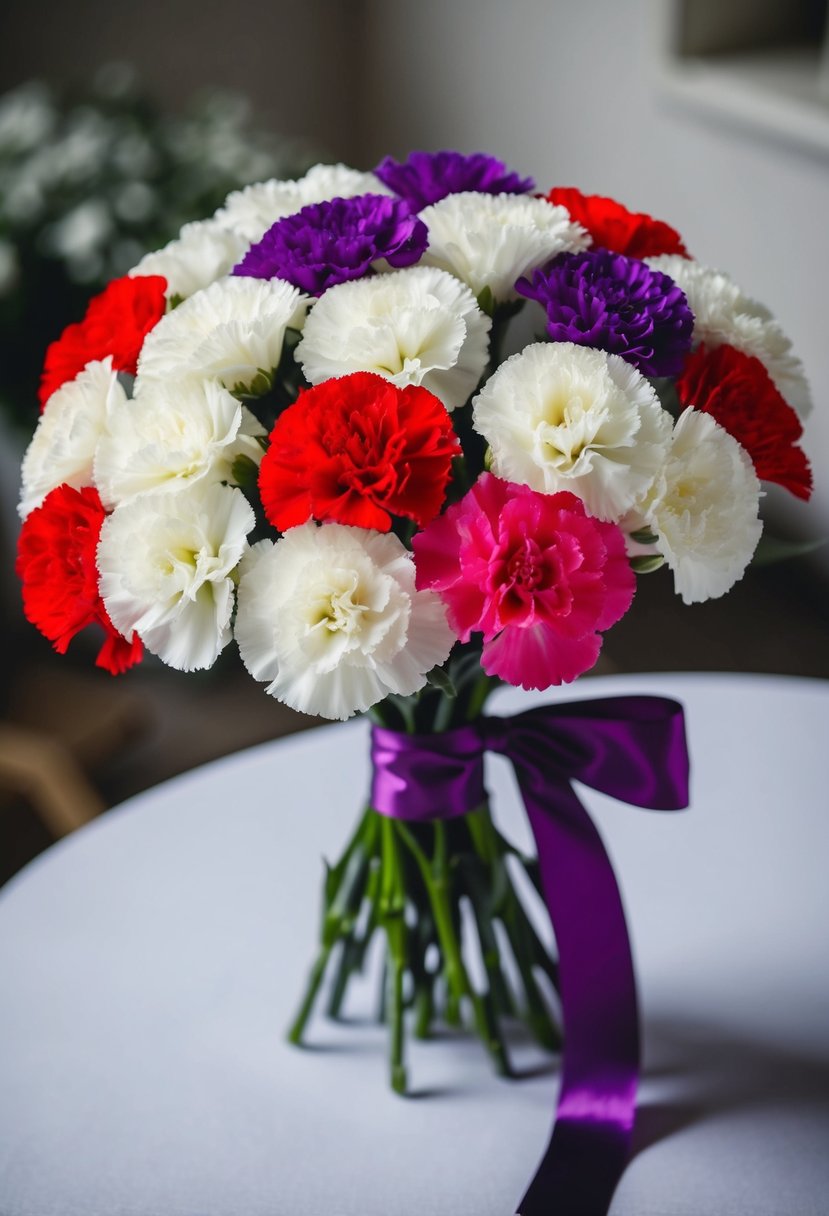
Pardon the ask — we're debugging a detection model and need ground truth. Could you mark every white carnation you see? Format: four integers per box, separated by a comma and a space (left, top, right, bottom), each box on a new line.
419, 192, 588, 304
295, 266, 491, 412
293, 163, 393, 204
213, 180, 306, 244
130, 219, 247, 300
214, 162, 393, 244
642, 408, 763, 604
473, 342, 672, 521
647, 255, 812, 416
19, 357, 126, 518
95, 378, 264, 509
235, 524, 455, 721
98, 482, 255, 671
136, 276, 308, 395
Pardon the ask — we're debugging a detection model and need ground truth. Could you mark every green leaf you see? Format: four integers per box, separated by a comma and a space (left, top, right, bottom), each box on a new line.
629, 528, 659, 546
448, 649, 487, 693
476, 285, 495, 317
631, 554, 665, 574
426, 665, 457, 698
282, 326, 303, 351
231, 453, 260, 489
752, 534, 827, 567
229, 368, 273, 399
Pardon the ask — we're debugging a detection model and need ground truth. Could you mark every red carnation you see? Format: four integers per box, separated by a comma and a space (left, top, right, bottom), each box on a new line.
546, 187, 689, 259
16, 484, 143, 674
259, 372, 461, 533
39, 274, 167, 408
676, 344, 812, 501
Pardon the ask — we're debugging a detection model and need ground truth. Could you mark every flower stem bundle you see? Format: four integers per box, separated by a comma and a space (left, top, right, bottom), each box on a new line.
288, 792, 561, 1094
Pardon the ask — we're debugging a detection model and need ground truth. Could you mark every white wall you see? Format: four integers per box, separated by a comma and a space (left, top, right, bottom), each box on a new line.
0, 0, 361, 161
361, 0, 829, 559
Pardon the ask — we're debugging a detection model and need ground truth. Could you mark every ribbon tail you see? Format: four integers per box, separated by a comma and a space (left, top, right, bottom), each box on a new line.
515, 778, 640, 1216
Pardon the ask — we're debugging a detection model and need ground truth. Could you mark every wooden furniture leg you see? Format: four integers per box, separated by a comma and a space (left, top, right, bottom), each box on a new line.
0, 723, 106, 838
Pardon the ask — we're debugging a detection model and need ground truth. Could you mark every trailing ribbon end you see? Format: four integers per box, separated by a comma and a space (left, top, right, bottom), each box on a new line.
516, 1117, 634, 1216
370, 694, 690, 1216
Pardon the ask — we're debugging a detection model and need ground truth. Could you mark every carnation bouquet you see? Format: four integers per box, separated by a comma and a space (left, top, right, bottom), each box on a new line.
16, 150, 813, 1212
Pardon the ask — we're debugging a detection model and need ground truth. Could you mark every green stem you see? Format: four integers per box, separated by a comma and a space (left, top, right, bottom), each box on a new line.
413, 978, 435, 1039
287, 940, 336, 1045
432, 689, 457, 734
459, 854, 518, 1020
376, 955, 388, 1025
407, 895, 438, 1039
325, 935, 355, 1018
397, 820, 510, 1076
326, 904, 377, 1018
466, 804, 561, 1049
466, 673, 497, 722
490, 831, 561, 993
322, 806, 372, 906
379, 817, 408, 1094
287, 809, 377, 1043
500, 894, 562, 1052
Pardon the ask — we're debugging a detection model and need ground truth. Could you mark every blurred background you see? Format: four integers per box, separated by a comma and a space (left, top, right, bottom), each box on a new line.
0, 0, 827, 883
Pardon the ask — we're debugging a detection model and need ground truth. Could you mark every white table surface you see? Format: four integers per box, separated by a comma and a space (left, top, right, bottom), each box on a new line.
1, 673, 828, 1216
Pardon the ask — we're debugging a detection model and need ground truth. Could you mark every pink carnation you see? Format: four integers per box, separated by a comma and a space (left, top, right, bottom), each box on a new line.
413, 474, 635, 688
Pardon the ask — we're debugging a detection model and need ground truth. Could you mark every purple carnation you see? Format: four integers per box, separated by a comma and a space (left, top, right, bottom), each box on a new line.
517, 249, 694, 378
233, 194, 428, 296
374, 150, 535, 211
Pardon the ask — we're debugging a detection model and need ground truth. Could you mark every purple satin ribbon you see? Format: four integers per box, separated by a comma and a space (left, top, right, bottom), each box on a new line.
370, 694, 690, 1216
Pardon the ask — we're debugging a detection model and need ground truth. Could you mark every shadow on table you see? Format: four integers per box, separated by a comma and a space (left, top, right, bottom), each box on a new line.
633, 1013, 829, 1159
295, 1010, 563, 1100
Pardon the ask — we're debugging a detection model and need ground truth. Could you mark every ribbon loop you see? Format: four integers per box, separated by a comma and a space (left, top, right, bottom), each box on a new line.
370, 694, 690, 1216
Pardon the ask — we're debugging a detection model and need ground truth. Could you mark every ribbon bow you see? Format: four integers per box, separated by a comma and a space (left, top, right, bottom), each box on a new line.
370, 694, 690, 1216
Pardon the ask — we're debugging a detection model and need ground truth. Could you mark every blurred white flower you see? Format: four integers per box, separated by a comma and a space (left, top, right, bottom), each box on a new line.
235, 524, 455, 720
95, 377, 263, 508
296, 265, 491, 411
0, 239, 19, 296
98, 482, 255, 671
40, 198, 113, 261
641, 407, 762, 604
110, 130, 158, 178
130, 218, 246, 299
0, 83, 55, 154
55, 114, 112, 185
647, 255, 812, 417
112, 181, 157, 224
2, 175, 45, 224
19, 357, 125, 518
215, 162, 392, 243
419, 192, 588, 303
473, 342, 672, 521
136, 276, 308, 395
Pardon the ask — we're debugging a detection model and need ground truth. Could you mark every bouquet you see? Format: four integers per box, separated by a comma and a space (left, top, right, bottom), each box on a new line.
15, 149, 814, 1212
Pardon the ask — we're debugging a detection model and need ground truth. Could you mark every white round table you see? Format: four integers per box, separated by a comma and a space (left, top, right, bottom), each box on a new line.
1, 673, 828, 1215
